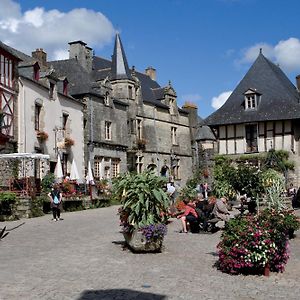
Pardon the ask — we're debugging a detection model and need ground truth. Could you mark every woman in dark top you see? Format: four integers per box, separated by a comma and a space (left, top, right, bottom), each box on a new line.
48, 184, 63, 221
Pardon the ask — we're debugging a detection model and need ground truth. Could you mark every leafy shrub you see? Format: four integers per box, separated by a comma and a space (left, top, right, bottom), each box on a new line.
41, 173, 55, 193
0, 191, 17, 202
29, 196, 45, 218
112, 171, 169, 231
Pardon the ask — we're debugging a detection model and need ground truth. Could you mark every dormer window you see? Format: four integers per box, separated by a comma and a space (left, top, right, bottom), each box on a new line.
49, 82, 55, 99
169, 98, 176, 115
244, 89, 261, 110
63, 79, 68, 96
33, 63, 40, 81
104, 92, 110, 106
246, 94, 256, 109
128, 85, 133, 99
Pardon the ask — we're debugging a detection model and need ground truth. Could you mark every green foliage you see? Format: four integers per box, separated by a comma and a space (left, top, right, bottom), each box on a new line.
213, 149, 294, 201
0, 191, 17, 202
29, 196, 45, 218
112, 171, 169, 229
213, 155, 236, 198
260, 169, 285, 210
41, 173, 55, 192
179, 184, 197, 201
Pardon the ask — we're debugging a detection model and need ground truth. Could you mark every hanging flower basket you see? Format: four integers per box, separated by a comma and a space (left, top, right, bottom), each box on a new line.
136, 138, 147, 150
36, 130, 48, 142
64, 137, 74, 147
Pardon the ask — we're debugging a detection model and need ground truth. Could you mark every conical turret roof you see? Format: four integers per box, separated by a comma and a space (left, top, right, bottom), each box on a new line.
111, 33, 132, 80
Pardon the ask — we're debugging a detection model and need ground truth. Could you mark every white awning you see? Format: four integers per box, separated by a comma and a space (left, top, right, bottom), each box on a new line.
0, 153, 50, 159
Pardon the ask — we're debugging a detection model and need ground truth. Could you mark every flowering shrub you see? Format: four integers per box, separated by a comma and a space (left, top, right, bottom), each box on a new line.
217, 211, 293, 275
140, 224, 167, 242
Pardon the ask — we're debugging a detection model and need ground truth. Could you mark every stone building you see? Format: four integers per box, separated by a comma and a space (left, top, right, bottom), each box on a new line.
51, 34, 193, 184
205, 51, 300, 185
0, 41, 85, 184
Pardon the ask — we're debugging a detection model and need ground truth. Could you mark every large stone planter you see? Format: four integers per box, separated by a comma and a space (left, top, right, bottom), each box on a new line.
123, 230, 163, 252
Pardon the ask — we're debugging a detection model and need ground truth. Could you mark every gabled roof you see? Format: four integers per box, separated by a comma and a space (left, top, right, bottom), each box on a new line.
0, 40, 24, 61
111, 34, 132, 80
205, 53, 300, 126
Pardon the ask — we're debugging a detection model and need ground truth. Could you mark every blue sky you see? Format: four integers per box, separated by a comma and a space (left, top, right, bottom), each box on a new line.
1, 0, 300, 117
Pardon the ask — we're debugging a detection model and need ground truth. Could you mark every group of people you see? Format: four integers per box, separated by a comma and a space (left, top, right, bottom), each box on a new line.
175, 192, 232, 234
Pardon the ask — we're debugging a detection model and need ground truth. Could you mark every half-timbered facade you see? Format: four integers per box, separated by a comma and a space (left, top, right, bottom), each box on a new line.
0, 42, 20, 150
205, 51, 300, 184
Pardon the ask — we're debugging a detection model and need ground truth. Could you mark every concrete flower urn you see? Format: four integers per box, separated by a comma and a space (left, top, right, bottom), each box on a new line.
123, 230, 163, 252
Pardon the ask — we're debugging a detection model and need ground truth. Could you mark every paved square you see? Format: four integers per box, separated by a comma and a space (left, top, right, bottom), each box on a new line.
0, 206, 300, 299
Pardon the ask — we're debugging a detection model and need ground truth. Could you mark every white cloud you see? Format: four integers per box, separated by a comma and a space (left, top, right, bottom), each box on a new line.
0, 0, 116, 60
274, 38, 300, 71
211, 91, 232, 110
238, 37, 300, 72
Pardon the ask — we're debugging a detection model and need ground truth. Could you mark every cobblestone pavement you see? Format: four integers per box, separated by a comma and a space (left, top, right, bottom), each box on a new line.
0, 206, 300, 300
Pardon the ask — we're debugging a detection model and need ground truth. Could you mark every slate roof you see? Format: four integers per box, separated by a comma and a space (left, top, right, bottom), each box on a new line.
205, 53, 300, 126
195, 125, 216, 141
111, 34, 133, 80
50, 59, 93, 95
0, 40, 25, 61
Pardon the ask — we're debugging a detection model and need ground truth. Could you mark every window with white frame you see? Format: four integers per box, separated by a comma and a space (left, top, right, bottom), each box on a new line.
245, 94, 256, 109
105, 121, 112, 140
171, 126, 177, 144
172, 159, 180, 180
104, 92, 110, 106
94, 158, 101, 179
0, 54, 14, 89
35, 104, 41, 130
136, 119, 143, 139
136, 155, 143, 174
111, 159, 120, 178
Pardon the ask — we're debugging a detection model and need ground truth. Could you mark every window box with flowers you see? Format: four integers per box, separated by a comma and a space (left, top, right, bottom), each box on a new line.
64, 137, 74, 147
36, 130, 48, 142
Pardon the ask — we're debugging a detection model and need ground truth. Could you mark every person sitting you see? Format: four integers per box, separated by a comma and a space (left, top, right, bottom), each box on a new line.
177, 199, 198, 233
212, 196, 231, 222
292, 187, 300, 209
195, 194, 214, 231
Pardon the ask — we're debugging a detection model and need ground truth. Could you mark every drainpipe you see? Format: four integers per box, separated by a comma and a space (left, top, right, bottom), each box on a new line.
19, 78, 26, 152
153, 106, 159, 175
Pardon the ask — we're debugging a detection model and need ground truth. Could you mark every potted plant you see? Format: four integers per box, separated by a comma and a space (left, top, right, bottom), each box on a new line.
36, 130, 48, 142
112, 170, 169, 252
64, 137, 74, 147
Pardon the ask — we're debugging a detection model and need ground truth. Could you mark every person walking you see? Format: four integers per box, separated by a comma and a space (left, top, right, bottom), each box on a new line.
48, 184, 63, 221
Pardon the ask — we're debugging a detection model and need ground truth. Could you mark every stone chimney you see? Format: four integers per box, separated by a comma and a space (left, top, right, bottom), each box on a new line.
182, 102, 198, 128
296, 75, 300, 91
68, 41, 93, 72
145, 66, 156, 81
32, 48, 47, 66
